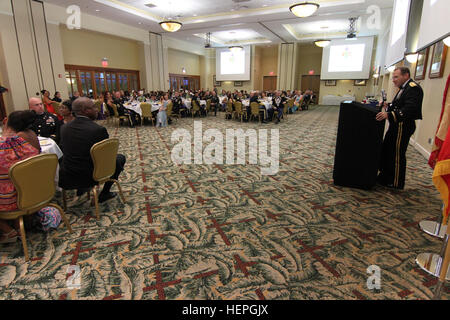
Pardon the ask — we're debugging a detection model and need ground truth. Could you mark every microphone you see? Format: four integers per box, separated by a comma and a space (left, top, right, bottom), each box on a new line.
381, 89, 387, 103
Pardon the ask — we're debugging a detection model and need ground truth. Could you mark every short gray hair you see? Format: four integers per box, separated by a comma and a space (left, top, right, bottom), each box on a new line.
72, 97, 93, 115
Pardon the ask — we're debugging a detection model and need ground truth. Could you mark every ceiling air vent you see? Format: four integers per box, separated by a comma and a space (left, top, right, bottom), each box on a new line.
145, 3, 157, 8
232, 0, 251, 3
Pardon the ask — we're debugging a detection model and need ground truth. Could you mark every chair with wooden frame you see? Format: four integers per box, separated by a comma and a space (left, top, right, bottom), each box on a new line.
111, 104, 131, 127
191, 100, 201, 118
233, 101, 245, 122
249, 102, 262, 122
287, 99, 294, 115
170, 102, 181, 122
93, 100, 105, 119
225, 100, 233, 120
166, 102, 174, 123
140, 103, 154, 126
301, 97, 311, 111
89, 138, 126, 220
62, 139, 126, 220
0, 154, 73, 261
206, 99, 211, 116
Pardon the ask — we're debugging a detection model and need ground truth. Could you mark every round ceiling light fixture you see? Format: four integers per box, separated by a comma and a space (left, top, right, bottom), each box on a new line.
289, 2, 320, 18
314, 40, 330, 48
229, 45, 243, 53
159, 20, 182, 32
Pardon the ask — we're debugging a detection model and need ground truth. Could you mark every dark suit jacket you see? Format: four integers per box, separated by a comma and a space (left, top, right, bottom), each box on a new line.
250, 96, 259, 104
387, 79, 423, 123
59, 116, 109, 189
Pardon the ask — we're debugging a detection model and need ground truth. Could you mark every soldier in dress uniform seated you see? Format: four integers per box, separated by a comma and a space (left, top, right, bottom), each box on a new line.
28, 97, 60, 143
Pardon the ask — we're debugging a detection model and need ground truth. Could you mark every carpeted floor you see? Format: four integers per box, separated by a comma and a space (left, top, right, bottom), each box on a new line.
0, 105, 448, 300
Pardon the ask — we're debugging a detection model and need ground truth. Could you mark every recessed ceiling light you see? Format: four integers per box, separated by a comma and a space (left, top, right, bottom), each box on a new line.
263, 4, 268, 7
95, 9, 100, 12
193, 14, 197, 16
138, 22, 142, 24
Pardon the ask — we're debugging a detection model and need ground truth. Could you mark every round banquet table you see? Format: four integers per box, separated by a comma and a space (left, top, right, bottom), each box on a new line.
38, 136, 62, 187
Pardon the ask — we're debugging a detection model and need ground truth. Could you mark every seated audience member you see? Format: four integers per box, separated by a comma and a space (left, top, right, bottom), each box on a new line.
13, 111, 41, 152
59, 98, 126, 202
29, 97, 60, 143
303, 90, 311, 104
172, 91, 184, 116
157, 94, 169, 127
210, 91, 219, 116
113, 91, 140, 127
59, 100, 75, 126
70, 91, 80, 101
272, 91, 286, 124
42, 90, 62, 120
250, 91, 267, 123
53, 91, 62, 103
0, 111, 40, 243
103, 91, 115, 116
292, 90, 303, 112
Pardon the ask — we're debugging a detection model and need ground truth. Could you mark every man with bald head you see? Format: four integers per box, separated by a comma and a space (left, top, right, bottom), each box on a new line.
59, 97, 126, 202
29, 96, 60, 142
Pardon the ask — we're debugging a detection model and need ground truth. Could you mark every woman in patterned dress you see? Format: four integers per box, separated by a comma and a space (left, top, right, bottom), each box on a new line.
0, 111, 40, 243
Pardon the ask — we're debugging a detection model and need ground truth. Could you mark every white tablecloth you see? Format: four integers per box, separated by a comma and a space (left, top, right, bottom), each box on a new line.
199, 100, 207, 106
125, 102, 161, 114
150, 103, 161, 112
322, 95, 356, 106
39, 136, 62, 159
219, 96, 227, 104
124, 103, 142, 116
242, 100, 272, 110
259, 101, 272, 110
39, 136, 62, 187
182, 99, 191, 109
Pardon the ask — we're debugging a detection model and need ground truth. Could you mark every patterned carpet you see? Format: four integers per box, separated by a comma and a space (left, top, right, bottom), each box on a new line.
0, 105, 448, 300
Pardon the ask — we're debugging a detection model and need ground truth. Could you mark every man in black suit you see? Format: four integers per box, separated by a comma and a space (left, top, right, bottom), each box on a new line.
210, 91, 219, 116
272, 91, 286, 124
59, 97, 126, 202
376, 67, 423, 189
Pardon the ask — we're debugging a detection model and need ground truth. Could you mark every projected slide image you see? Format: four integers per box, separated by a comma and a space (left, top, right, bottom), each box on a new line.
221, 51, 245, 75
328, 44, 365, 72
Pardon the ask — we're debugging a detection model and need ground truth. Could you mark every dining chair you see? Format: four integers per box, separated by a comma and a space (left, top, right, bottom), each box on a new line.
89, 138, 126, 220
140, 103, 154, 125
0, 154, 73, 261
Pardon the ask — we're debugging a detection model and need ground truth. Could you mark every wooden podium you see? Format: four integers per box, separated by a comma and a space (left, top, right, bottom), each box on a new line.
333, 101, 385, 190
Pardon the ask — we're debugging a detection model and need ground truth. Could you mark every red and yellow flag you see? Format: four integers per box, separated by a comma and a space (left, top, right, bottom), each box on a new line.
431, 74, 450, 225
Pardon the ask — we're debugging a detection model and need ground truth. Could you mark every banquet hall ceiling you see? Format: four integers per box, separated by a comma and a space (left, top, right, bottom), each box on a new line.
44, 0, 393, 46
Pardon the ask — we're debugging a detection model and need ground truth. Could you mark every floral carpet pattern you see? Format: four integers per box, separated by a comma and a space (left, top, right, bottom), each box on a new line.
0, 105, 448, 300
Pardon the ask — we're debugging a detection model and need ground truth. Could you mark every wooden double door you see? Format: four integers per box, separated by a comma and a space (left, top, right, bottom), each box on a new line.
263, 76, 277, 91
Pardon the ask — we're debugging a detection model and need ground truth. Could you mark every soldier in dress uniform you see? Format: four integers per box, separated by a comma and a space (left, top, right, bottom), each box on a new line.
28, 97, 60, 143
376, 67, 423, 189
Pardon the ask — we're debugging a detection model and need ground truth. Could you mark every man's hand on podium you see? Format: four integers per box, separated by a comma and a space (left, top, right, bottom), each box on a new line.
376, 111, 388, 121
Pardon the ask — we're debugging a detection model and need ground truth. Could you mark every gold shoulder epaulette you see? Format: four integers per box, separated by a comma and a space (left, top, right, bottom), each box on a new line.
409, 82, 417, 87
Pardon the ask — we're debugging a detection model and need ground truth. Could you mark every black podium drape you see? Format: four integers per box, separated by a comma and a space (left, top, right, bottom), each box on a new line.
333, 101, 385, 190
